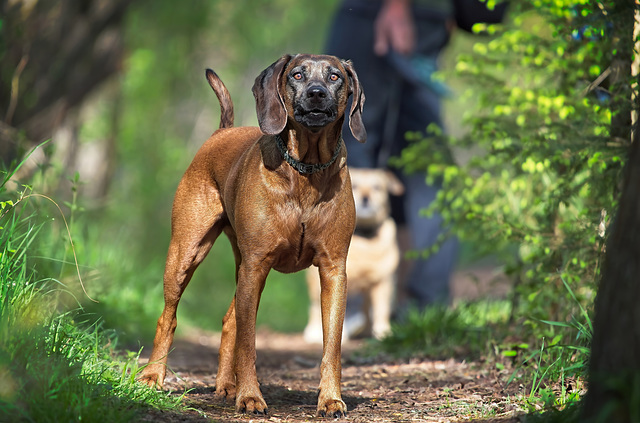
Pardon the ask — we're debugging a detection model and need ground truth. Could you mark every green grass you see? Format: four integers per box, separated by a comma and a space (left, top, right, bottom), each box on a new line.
0, 173, 182, 422
502, 278, 591, 417
0, 313, 182, 422
521, 402, 583, 423
375, 300, 512, 360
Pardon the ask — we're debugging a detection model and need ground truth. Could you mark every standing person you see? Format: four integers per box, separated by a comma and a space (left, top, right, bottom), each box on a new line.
326, 0, 505, 314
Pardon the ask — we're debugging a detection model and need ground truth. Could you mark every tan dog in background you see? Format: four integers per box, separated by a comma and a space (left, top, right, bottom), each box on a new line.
139, 54, 365, 418
304, 168, 403, 343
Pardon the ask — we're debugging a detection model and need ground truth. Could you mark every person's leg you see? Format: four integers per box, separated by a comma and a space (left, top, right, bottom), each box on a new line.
393, 81, 458, 310
401, 173, 458, 308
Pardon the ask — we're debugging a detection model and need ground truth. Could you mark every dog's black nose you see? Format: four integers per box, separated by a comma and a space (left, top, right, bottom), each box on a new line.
307, 85, 328, 99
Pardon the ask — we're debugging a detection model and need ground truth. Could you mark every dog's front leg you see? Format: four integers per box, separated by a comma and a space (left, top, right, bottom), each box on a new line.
369, 278, 394, 340
233, 262, 270, 415
317, 260, 348, 418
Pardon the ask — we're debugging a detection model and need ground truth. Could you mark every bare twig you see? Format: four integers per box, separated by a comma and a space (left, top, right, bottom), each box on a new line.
581, 66, 611, 97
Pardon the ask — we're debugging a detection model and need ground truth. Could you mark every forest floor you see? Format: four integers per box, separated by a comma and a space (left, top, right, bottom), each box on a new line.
139, 266, 532, 423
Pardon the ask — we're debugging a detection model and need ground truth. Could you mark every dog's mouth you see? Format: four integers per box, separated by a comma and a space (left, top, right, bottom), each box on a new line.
306, 109, 331, 118
294, 106, 337, 128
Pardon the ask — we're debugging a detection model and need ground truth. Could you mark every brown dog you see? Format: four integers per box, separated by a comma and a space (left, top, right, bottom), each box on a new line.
304, 168, 404, 343
138, 54, 365, 418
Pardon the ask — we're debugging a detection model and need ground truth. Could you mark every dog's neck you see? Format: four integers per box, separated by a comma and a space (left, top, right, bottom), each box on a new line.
277, 124, 345, 174
276, 134, 342, 175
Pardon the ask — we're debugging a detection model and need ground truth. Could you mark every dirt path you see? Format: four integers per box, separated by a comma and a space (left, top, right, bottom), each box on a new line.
140, 266, 524, 422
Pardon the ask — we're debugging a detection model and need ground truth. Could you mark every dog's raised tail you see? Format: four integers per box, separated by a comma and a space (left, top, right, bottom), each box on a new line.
206, 69, 234, 129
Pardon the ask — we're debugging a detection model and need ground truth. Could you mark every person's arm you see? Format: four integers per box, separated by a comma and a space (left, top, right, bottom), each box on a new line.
374, 0, 416, 56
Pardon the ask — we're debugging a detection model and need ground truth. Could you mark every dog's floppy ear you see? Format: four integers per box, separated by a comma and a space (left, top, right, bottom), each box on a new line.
385, 171, 405, 196
342, 60, 366, 144
252, 54, 292, 135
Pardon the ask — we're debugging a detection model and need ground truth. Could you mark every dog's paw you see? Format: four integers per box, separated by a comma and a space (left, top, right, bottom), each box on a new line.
138, 367, 164, 389
236, 392, 268, 415
317, 398, 347, 418
372, 324, 392, 341
215, 380, 236, 402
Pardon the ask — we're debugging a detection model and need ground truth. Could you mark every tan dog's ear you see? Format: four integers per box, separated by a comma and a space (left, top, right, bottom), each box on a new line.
385, 171, 405, 196
252, 54, 292, 135
342, 60, 366, 144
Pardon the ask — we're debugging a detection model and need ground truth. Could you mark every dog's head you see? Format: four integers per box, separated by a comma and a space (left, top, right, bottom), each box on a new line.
350, 168, 404, 229
252, 54, 366, 143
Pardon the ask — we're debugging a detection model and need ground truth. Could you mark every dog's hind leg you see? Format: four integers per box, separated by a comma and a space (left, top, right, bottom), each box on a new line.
215, 231, 241, 401
139, 181, 225, 388
215, 296, 237, 399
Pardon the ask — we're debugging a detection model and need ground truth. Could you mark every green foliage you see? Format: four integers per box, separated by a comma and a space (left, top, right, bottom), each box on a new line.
0, 313, 180, 423
391, 0, 632, 413
2, 1, 337, 350
396, 0, 621, 357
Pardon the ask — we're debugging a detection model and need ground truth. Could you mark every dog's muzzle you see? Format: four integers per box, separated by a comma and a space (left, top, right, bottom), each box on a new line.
294, 85, 338, 128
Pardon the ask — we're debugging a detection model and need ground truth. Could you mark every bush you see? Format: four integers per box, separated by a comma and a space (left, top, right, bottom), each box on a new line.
389, 0, 626, 409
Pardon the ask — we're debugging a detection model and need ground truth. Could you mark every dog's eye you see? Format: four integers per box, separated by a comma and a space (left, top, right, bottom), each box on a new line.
292, 72, 303, 80
329, 73, 340, 82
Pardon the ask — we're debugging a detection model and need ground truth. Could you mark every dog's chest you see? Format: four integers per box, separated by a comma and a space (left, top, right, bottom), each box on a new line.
233, 167, 354, 273
269, 204, 335, 273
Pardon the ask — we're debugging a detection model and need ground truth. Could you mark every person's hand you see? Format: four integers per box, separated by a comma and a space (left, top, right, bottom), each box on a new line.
374, 0, 415, 56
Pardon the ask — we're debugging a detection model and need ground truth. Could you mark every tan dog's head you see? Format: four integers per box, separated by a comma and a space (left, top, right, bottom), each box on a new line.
252, 54, 366, 143
350, 168, 404, 229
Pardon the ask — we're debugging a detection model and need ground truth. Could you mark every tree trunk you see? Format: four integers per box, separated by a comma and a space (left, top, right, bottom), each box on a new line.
0, 0, 131, 166
581, 2, 640, 421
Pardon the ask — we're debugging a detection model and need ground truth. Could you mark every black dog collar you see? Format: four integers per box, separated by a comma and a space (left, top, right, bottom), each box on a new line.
275, 134, 343, 175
